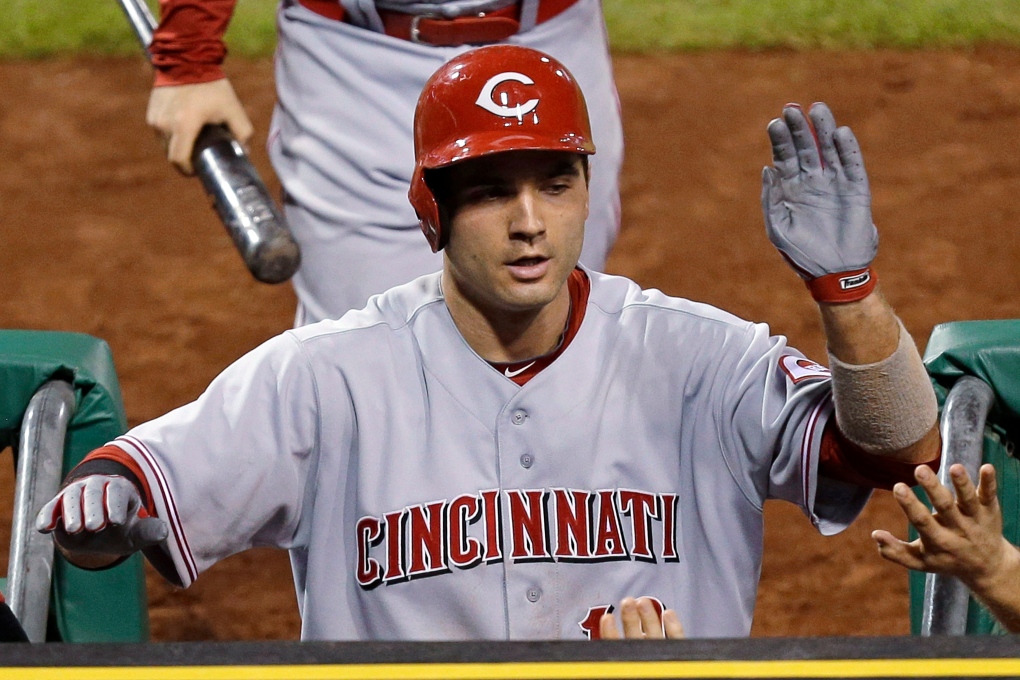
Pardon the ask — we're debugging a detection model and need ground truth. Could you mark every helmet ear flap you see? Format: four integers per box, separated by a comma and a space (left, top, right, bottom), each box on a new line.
409, 168, 443, 252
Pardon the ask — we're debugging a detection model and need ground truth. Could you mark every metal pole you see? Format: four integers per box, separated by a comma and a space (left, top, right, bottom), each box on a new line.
920, 375, 995, 636
7, 380, 76, 642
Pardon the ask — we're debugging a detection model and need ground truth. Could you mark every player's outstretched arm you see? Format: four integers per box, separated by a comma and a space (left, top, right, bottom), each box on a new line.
873, 464, 1020, 633
761, 102, 939, 465
35, 474, 168, 570
598, 597, 685, 640
147, 79, 254, 175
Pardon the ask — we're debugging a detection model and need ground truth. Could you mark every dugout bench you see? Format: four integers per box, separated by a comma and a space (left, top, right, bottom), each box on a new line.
0, 330, 147, 642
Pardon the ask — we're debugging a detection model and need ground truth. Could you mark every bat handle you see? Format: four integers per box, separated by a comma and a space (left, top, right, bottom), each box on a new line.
191, 125, 301, 284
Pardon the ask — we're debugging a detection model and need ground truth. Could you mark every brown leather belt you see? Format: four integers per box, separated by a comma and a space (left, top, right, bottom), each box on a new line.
299, 0, 578, 46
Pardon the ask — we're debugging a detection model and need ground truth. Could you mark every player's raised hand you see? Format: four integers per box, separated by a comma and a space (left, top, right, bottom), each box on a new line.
36, 474, 168, 559
761, 102, 878, 304
598, 597, 684, 640
146, 78, 254, 175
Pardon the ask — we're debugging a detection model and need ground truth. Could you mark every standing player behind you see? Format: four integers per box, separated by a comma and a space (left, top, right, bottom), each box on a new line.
38, 47, 941, 640
145, 0, 623, 325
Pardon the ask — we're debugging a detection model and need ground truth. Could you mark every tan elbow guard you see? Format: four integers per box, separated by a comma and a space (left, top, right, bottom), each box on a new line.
829, 319, 938, 454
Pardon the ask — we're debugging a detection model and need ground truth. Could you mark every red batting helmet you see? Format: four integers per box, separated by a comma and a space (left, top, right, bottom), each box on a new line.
409, 45, 596, 252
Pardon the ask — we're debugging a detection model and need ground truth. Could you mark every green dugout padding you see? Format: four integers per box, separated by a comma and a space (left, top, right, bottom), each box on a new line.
911, 320, 1020, 636
0, 330, 148, 642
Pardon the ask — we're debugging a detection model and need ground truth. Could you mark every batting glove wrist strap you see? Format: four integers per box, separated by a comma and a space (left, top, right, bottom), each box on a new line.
805, 267, 877, 304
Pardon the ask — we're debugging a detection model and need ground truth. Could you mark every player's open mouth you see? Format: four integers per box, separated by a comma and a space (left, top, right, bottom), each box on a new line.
506, 256, 550, 280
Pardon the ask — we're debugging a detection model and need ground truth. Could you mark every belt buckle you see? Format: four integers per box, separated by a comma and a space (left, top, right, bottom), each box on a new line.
410, 13, 442, 44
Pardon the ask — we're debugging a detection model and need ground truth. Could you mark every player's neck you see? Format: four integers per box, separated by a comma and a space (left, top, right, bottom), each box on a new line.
442, 273, 571, 364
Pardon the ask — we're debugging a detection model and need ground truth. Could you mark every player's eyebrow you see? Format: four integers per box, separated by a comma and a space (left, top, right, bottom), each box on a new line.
545, 160, 581, 179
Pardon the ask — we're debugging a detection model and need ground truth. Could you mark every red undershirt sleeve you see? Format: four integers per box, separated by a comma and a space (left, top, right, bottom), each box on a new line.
151, 0, 236, 87
818, 419, 941, 490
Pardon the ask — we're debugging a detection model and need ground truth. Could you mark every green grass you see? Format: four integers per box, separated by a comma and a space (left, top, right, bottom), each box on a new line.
0, 0, 278, 58
604, 0, 1020, 51
3, 0, 1020, 56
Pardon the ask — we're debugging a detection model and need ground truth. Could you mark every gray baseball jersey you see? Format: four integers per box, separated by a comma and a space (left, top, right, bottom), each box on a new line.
269, 0, 623, 324
110, 269, 870, 639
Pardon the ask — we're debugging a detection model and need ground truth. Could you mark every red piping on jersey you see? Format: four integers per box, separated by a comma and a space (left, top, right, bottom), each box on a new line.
800, 393, 828, 512
117, 435, 199, 584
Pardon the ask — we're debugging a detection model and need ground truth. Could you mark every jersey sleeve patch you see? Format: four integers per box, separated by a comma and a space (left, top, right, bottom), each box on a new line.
779, 354, 830, 385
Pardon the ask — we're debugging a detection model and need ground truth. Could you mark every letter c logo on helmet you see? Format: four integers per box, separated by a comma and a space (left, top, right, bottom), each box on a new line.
475, 72, 539, 119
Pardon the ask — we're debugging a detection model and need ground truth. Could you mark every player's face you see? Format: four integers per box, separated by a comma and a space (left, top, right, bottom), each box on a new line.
441, 150, 588, 315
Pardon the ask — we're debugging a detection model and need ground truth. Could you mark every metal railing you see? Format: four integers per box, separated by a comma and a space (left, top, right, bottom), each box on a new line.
6, 380, 76, 642
920, 375, 995, 636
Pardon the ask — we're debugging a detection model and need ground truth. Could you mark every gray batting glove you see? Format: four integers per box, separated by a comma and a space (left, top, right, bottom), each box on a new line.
761, 102, 878, 303
35, 474, 168, 557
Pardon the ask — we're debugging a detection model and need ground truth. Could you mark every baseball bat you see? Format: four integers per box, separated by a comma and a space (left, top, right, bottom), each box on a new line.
115, 0, 301, 284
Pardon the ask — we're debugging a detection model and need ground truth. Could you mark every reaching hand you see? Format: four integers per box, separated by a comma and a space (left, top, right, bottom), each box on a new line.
761, 102, 878, 304
36, 474, 168, 558
873, 464, 1020, 595
598, 597, 685, 640
146, 79, 254, 175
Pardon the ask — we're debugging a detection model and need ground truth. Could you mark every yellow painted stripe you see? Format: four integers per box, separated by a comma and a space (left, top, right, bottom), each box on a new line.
5, 659, 1020, 680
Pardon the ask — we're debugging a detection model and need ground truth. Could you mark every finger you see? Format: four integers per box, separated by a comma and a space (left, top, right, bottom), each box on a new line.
872, 530, 928, 571
766, 118, 799, 180
893, 482, 939, 534
60, 483, 85, 534
662, 609, 685, 639
978, 464, 999, 507
914, 465, 961, 525
167, 120, 202, 176
131, 517, 169, 547
637, 597, 664, 639
225, 109, 255, 147
105, 478, 133, 526
782, 103, 823, 174
599, 613, 621, 640
949, 464, 980, 516
619, 598, 644, 638
82, 478, 110, 532
808, 102, 840, 172
35, 495, 62, 533
834, 126, 868, 184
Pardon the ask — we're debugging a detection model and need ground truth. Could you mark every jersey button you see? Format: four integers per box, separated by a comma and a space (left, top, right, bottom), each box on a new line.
520, 453, 534, 468
512, 410, 528, 425
526, 588, 542, 603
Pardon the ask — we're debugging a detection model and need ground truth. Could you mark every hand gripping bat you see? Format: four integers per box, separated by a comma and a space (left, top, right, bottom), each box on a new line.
115, 0, 301, 284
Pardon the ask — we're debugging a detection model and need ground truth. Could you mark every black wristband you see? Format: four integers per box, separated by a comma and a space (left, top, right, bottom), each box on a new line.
63, 459, 146, 506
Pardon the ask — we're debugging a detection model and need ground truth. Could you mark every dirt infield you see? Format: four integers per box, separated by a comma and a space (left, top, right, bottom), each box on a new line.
2, 48, 1019, 641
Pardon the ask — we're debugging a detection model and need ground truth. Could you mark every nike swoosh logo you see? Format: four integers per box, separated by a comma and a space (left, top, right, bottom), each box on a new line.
504, 361, 536, 379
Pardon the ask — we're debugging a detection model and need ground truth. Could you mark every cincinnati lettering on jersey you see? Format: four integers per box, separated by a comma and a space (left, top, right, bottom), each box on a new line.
356, 488, 679, 588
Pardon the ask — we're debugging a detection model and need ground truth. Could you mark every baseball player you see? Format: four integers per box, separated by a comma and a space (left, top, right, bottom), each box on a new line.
146, 0, 623, 325
39, 47, 941, 640
874, 464, 1020, 633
